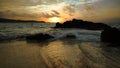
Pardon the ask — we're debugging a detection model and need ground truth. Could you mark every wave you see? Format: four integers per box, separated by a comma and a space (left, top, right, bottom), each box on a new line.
0, 28, 101, 42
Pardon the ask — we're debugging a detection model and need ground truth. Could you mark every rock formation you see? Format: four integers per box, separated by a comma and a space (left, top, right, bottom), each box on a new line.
26, 33, 54, 41
101, 27, 120, 45
54, 19, 111, 30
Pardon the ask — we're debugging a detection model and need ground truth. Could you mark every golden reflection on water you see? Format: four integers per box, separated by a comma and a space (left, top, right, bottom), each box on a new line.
0, 40, 120, 68
40, 41, 81, 68
40, 41, 120, 68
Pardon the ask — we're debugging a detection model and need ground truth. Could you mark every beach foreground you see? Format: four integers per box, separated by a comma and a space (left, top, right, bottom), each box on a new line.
0, 40, 120, 68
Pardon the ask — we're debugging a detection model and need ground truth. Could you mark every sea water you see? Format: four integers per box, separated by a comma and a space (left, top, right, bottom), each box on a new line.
0, 22, 101, 41
0, 22, 120, 68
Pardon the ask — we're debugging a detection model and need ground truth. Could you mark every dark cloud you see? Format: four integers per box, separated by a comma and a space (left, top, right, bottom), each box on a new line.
52, 10, 60, 15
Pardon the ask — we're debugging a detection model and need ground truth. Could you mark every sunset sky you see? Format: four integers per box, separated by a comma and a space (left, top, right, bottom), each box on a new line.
0, 0, 120, 23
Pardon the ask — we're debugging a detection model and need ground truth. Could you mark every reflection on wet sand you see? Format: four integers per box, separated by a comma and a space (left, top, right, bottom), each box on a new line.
40, 41, 120, 68
0, 40, 120, 68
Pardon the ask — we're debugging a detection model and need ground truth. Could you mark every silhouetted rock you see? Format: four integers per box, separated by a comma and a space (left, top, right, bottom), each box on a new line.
65, 34, 76, 38
55, 19, 111, 30
101, 27, 120, 45
26, 33, 54, 41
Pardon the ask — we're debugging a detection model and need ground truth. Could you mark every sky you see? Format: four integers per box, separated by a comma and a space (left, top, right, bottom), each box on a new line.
0, 0, 120, 23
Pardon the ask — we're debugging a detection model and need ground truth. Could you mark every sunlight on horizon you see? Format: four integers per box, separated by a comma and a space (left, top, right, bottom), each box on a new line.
48, 17, 64, 23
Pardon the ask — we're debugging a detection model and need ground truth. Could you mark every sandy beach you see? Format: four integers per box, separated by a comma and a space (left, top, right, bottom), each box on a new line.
0, 40, 120, 68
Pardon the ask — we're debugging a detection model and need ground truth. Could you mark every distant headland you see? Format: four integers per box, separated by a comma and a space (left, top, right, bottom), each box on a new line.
0, 18, 45, 23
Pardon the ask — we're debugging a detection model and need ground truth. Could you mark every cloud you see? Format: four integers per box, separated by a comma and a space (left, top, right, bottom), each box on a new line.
0, 0, 41, 6
0, 12, 5, 18
39, 11, 60, 18
52, 10, 60, 15
0, 0, 119, 22
0, 2, 63, 19
63, 4, 76, 13
62, 4, 76, 16
0, 9, 38, 20
0, 0, 61, 7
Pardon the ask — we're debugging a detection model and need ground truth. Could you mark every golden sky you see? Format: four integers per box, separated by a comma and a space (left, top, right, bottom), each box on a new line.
0, 0, 120, 23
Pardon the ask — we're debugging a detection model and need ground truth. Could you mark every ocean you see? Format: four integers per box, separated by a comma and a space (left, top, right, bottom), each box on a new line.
0, 22, 101, 41
0, 22, 120, 68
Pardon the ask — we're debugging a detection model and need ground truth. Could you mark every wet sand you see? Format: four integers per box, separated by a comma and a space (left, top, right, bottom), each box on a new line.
0, 40, 120, 68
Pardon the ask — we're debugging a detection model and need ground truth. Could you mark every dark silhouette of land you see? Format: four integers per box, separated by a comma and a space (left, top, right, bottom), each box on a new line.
101, 27, 120, 45
0, 18, 45, 23
55, 19, 111, 30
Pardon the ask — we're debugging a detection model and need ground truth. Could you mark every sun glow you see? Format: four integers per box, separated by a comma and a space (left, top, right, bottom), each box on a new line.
48, 17, 63, 23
